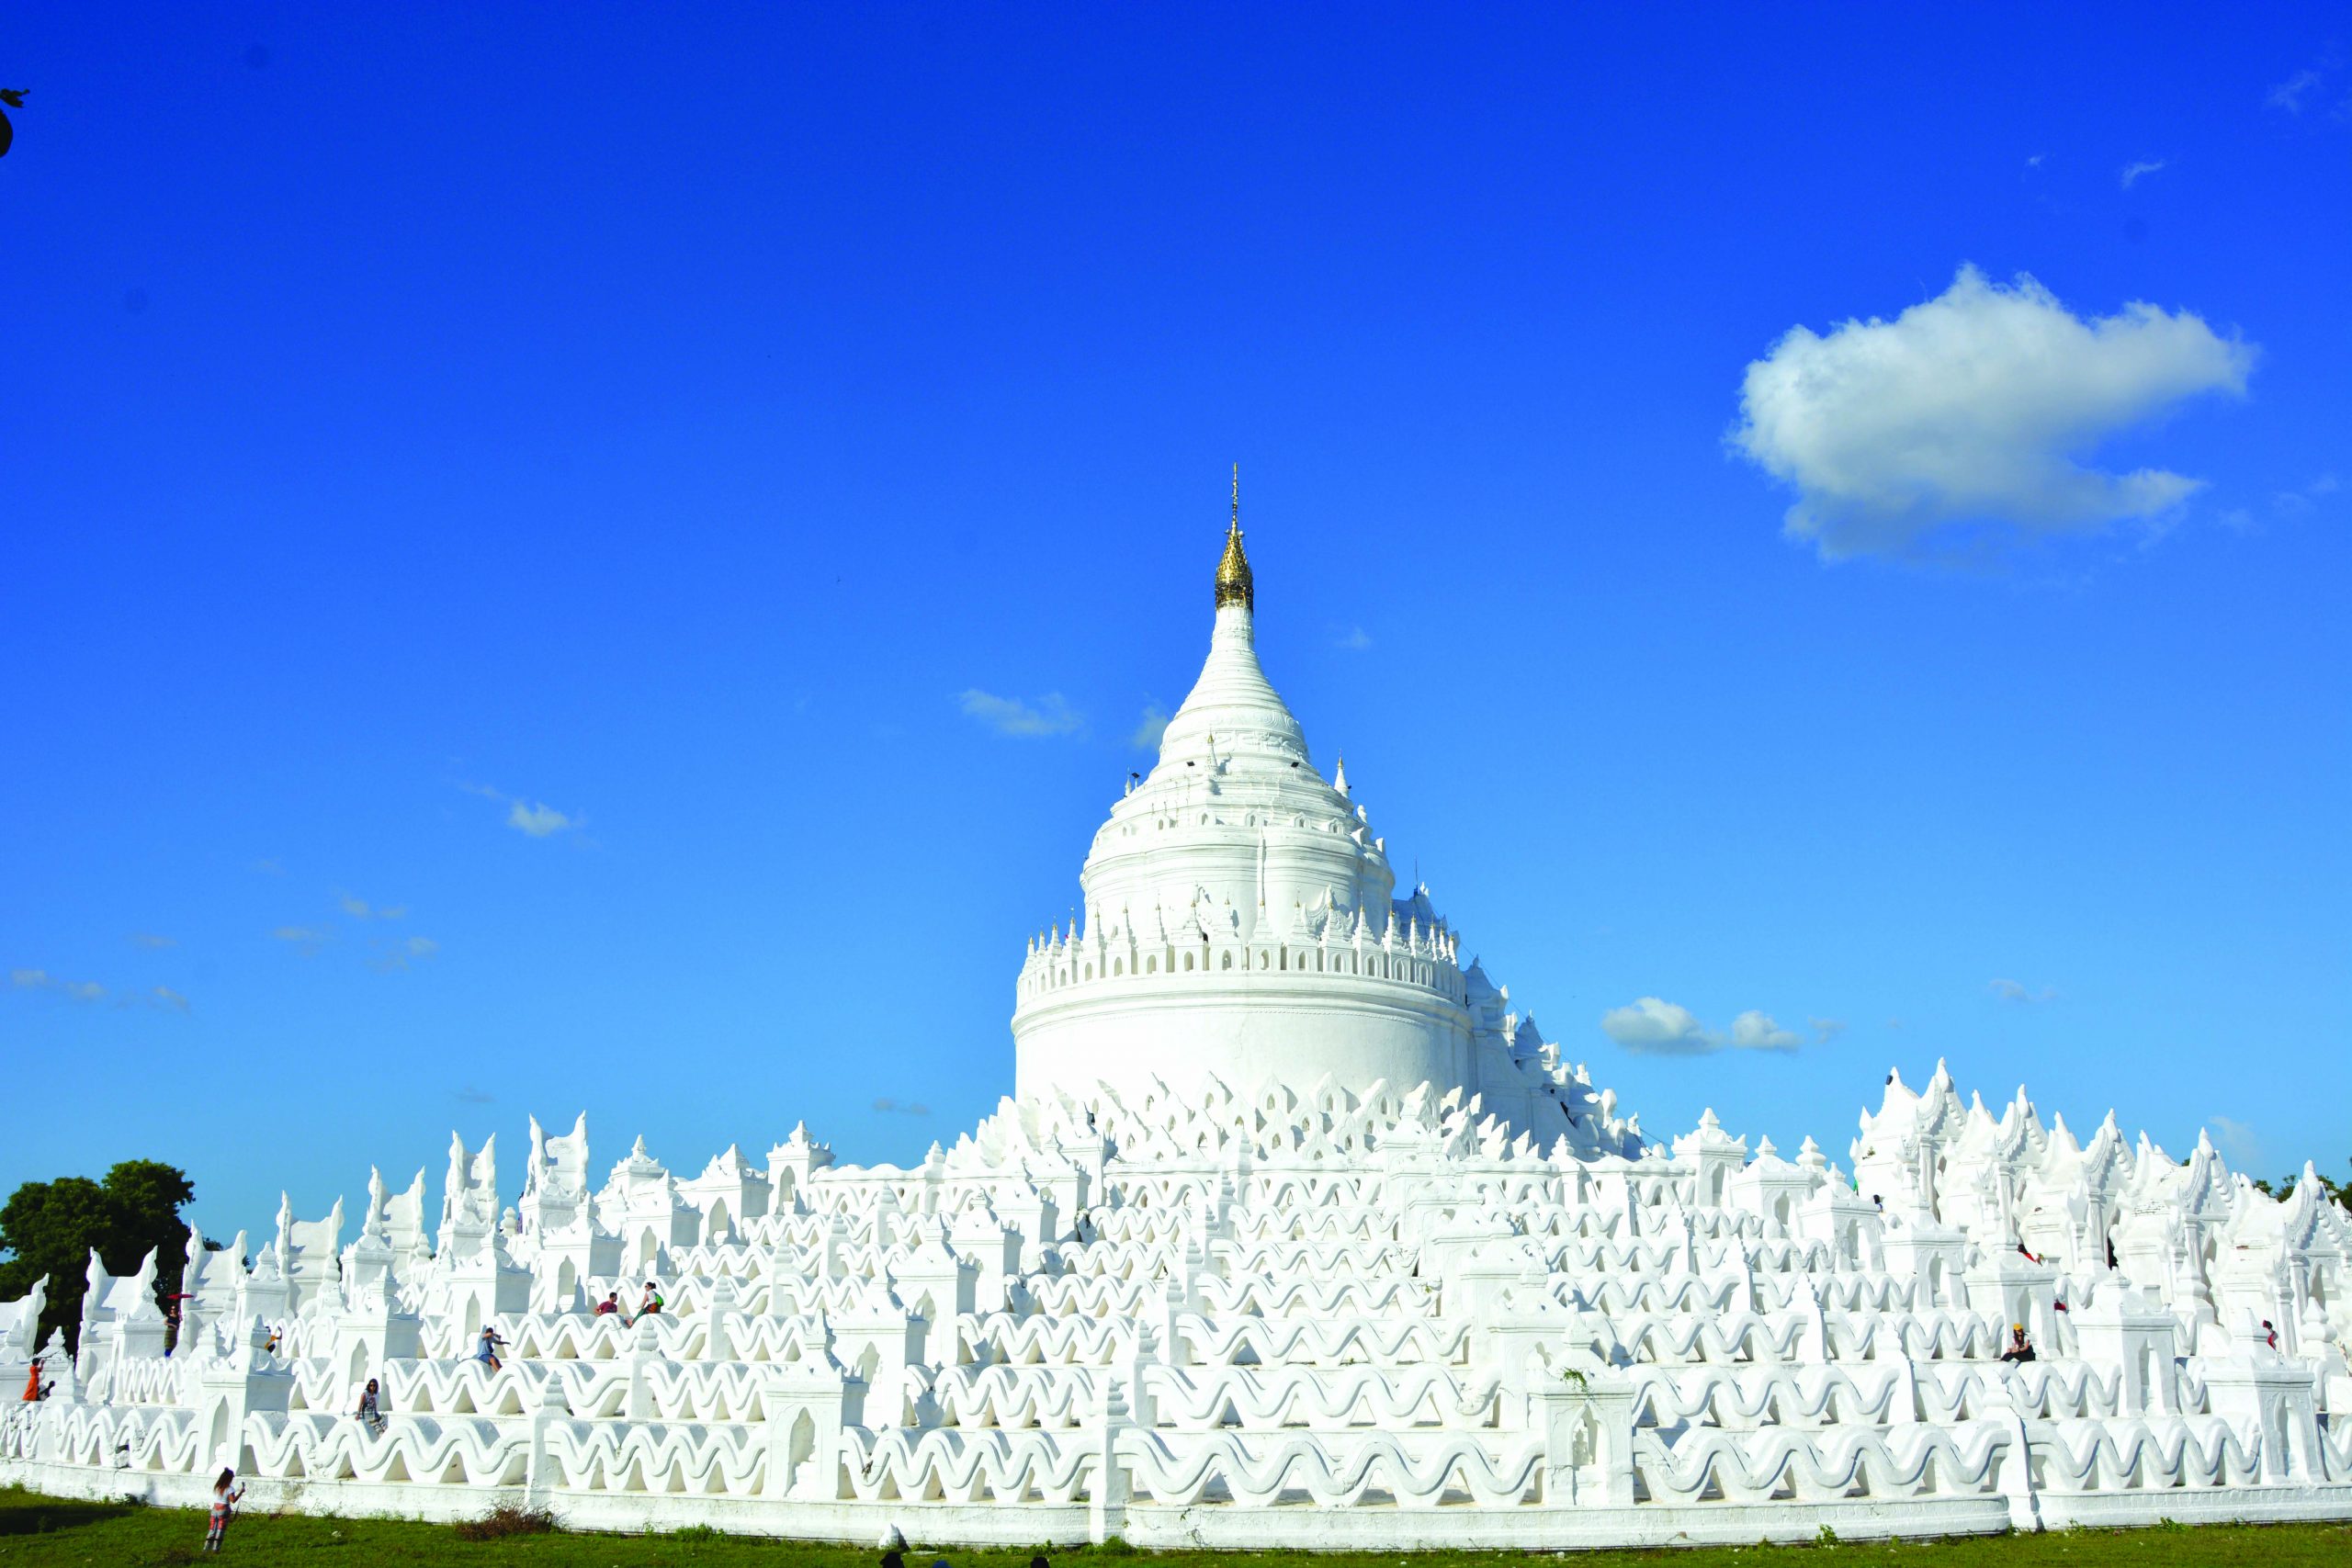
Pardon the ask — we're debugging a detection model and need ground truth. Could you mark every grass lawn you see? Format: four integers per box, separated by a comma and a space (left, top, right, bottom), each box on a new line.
3, 1490, 2348, 1568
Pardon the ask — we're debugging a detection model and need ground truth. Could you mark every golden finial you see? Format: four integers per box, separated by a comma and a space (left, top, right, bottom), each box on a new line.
1215, 463, 1253, 611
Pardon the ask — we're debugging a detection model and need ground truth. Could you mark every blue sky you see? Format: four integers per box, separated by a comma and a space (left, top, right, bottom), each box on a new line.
3, 6, 2346, 1241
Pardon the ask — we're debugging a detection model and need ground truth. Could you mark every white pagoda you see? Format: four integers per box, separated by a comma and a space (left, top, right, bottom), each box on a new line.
4, 492, 2349, 1547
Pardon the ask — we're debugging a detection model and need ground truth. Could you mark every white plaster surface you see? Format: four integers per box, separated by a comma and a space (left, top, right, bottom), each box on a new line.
7, 540, 2350, 1547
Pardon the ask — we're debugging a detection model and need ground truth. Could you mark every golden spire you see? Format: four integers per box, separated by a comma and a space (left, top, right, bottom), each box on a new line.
1215, 463, 1253, 611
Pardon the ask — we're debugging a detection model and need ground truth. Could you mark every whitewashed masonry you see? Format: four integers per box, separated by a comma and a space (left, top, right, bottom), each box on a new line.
5, 507, 2349, 1547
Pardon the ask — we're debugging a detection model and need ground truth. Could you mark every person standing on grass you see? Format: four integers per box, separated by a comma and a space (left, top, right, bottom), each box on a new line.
204, 1467, 244, 1552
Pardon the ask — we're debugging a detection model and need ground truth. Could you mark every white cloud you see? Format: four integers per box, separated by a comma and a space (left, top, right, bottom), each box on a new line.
507, 800, 577, 837
872, 1096, 933, 1116
461, 781, 584, 839
1809, 1016, 1848, 1043
1729, 1010, 1803, 1052
10, 968, 106, 1002
2273, 472, 2340, 519
959, 689, 1082, 738
2120, 158, 2166, 189
1600, 997, 1713, 1055
1989, 977, 2059, 1003
1732, 266, 2256, 560
371, 934, 440, 973
2267, 61, 2332, 113
2210, 1113, 2262, 1171
2025, 152, 2045, 168
272, 925, 332, 953
1128, 704, 1171, 750
1334, 626, 1374, 652
130, 931, 177, 950
337, 893, 409, 919
10, 969, 189, 1012
1600, 997, 1810, 1056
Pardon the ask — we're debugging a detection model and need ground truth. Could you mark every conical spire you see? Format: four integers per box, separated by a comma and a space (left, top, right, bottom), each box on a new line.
1215, 464, 1252, 611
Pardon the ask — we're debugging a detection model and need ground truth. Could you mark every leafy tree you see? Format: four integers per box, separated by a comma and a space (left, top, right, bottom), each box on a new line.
2250, 1160, 2350, 1206
0, 1160, 197, 1351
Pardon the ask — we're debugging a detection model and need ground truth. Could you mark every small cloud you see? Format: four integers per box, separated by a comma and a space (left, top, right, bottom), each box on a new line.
1989, 977, 2059, 1003
252, 857, 284, 875
2210, 1113, 2262, 1170
370, 934, 440, 974
2120, 158, 2166, 189
1729, 1010, 1803, 1052
1601, 997, 1815, 1055
1808, 1016, 1848, 1044
10, 971, 187, 1013
461, 781, 585, 839
10, 968, 106, 1003
2025, 152, 2045, 168
958, 689, 1082, 739
2219, 506, 2258, 534
2273, 472, 2340, 519
2267, 62, 2331, 113
1600, 997, 1715, 1055
335, 893, 408, 920
871, 1097, 932, 1116
129, 932, 177, 950
272, 925, 332, 954
509, 800, 577, 837
1334, 626, 1374, 652
452, 1084, 495, 1105
1128, 704, 1171, 751
1732, 266, 2255, 562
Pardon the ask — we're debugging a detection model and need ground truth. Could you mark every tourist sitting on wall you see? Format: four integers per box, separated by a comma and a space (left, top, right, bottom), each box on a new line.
594, 1291, 619, 1316
636, 1280, 664, 1319
356, 1377, 386, 1436
474, 1325, 505, 1372
1998, 1323, 2036, 1364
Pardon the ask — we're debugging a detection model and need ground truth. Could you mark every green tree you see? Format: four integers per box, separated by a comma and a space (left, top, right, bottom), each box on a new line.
0, 1160, 197, 1352
2250, 1160, 2350, 1206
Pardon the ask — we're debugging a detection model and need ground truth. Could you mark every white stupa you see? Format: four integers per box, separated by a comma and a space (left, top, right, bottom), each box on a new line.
1015, 491, 1625, 1147
5, 488, 2349, 1547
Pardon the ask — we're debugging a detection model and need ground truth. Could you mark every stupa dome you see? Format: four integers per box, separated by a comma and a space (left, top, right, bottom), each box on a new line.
1010, 486, 1590, 1141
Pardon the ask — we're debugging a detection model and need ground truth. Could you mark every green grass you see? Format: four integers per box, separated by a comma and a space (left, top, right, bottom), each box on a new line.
1, 1489, 2348, 1568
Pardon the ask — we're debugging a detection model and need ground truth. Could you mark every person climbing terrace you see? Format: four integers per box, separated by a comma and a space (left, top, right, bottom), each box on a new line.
1998, 1323, 2037, 1364
594, 1291, 619, 1316
203, 1468, 244, 1553
356, 1376, 386, 1436
474, 1325, 505, 1372
20, 1351, 51, 1402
